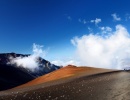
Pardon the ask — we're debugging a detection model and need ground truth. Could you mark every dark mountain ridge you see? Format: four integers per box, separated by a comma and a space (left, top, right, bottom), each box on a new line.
0, 52, 62, 91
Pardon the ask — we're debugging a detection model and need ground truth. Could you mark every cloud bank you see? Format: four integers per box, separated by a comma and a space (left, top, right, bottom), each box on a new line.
71, 24, 130, 69
9, 43, 46, 72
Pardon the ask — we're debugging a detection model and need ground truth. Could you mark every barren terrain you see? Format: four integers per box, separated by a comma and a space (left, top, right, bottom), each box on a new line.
0, 65, 124, 100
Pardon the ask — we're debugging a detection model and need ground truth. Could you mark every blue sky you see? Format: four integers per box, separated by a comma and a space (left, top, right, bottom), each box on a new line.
1, 0, 130, 64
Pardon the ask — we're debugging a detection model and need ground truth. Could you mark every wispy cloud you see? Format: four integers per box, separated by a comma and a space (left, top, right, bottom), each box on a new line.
88, 27, 93, 33
78, 18, 87, 24
90, 18, 102, 25
125, 13, 130, 21
111, 13, 121, 21
99, 26, 112, 33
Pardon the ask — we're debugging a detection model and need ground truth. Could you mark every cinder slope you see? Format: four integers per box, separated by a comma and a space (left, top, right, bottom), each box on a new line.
15, 65, 113, 89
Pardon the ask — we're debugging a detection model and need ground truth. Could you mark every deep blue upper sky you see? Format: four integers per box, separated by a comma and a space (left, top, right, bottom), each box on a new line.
0, 0, 130, 60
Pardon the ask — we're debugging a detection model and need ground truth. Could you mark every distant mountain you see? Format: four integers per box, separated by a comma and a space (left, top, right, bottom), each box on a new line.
31, 56, 62, 77
0, 52, 62, 91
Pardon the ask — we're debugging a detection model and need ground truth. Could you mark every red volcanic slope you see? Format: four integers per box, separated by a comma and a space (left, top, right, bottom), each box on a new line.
15, 65, 113, 89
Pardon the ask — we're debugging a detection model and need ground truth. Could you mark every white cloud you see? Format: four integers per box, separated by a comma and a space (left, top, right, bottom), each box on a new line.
90, 20, 94, 23
8, 43, 47, 72
71, 24, 130, 69
33, 43, 46, 57
9, 55, 39, 72
111, 13, 121, 21
99, 26, 112, 33
51, 59, 80, 67
79, 18, 103, 25
90, 18, 101, 25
